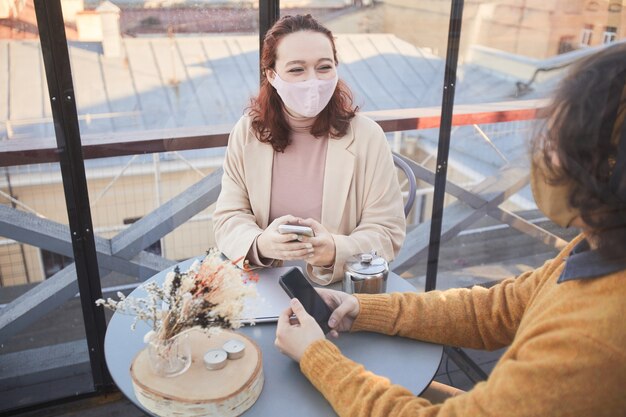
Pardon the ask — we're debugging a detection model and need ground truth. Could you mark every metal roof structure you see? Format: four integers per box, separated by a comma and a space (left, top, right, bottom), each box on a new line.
3, 31, 569, 212
1, 33, 519, 142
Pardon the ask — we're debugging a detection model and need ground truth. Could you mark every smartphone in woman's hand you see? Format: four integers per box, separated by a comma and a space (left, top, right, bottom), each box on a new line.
278, 224, 315, 237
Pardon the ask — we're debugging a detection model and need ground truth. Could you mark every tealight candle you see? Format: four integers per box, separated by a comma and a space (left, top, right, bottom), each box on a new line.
223, 339, 246, 360
203, 349, 228, 370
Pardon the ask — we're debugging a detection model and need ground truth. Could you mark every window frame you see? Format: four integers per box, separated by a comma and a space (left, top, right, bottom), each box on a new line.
602, 26, 617, 44
580, 24, 594, 47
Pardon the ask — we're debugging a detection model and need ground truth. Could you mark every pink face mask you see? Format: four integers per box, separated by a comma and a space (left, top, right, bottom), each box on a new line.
269, 72, 338, 118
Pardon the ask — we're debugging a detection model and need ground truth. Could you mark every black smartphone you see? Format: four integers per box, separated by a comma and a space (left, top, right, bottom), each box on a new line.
278, 267, 332, 334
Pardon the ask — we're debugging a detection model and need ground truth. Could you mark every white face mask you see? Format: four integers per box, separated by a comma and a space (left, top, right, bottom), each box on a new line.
269, 71, 338, 118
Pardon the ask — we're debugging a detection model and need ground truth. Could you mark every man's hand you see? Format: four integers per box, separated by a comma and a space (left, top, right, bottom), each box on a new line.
275, 298, 325, 363
316, 288, 360, 338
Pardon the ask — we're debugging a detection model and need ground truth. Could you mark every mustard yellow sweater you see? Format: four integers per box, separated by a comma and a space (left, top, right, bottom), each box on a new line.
300, 235, 626, 416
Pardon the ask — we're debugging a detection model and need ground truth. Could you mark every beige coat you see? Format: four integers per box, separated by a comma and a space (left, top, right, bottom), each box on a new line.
213, 114, 406, 285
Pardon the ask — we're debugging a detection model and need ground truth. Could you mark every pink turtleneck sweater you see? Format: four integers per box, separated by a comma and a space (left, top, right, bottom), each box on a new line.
269, 112, 328, 222
248, 111, 329, 266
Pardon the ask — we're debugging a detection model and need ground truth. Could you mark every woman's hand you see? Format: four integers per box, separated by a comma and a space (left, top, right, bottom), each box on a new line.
275, 298, 325, 363
257, 215, 315, 261
316, 288, 360, 338
297, 218, 336, 267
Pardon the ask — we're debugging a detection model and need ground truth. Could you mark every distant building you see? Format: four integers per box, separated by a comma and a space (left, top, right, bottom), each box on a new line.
0, 0, 360, 40
0, 0, 25, 19
377, 0, 626, 59
0, 0, 79, 39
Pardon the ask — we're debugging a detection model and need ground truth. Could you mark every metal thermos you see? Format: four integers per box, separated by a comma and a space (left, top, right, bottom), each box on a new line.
343, 251, 389, 294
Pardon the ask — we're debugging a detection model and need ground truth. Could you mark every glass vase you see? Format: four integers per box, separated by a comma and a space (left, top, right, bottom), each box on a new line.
147, 332, 192, 377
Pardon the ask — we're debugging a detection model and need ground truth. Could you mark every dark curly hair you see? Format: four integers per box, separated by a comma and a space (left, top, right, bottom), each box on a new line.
532, 42, 626, 259
247, 14, 358, 152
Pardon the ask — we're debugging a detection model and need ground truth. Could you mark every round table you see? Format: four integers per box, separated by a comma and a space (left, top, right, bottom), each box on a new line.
104, 260, 443, 416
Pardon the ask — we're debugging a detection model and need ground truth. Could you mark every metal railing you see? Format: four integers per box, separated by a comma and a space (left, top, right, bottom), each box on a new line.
0, 98, 565, 341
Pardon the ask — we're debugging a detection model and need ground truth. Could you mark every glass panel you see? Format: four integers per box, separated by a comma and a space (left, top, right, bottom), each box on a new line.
87, 151, 217, 264
65, 1, 454, 301
0, 162, 94, 412
437, 1, 591, 291
62, 3, 263, 410
67, 0, 258, 139
67, 0, 262, 299
293, 1, 451, 287
295, 1, 449, 110
0, 1, 137, 411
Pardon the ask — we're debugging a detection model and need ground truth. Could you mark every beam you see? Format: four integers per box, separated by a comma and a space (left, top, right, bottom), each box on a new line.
0, 205, 175, 277
392, 204, 486, 273
392, 162, 531, 274
487, 207, 568, 250
367, 99, 547, 132
111, 167, 223, 259
0, 100, 548, 168
0, 264, 77, 344
0, 339, 91, 410
259, 0, 280, 82
397, 155, 566, 252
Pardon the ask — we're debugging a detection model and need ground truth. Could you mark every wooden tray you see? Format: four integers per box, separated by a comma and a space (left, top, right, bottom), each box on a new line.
130, 329, 263, 417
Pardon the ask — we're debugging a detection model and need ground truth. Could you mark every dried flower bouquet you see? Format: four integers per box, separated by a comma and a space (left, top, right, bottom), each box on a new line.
96, 249, 258, 342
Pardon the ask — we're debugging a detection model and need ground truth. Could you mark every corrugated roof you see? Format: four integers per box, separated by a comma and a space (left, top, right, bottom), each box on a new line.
0, 33, 519, 142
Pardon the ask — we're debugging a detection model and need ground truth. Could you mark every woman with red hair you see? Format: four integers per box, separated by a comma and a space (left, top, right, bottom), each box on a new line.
213, 14, 405, 285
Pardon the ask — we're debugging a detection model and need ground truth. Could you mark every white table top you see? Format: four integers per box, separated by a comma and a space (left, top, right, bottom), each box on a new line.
104, 260, 443, 416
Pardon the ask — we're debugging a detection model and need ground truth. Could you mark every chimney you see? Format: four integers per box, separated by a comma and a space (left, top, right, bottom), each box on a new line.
61, 0, 85, 23
96, 1, 121, 58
